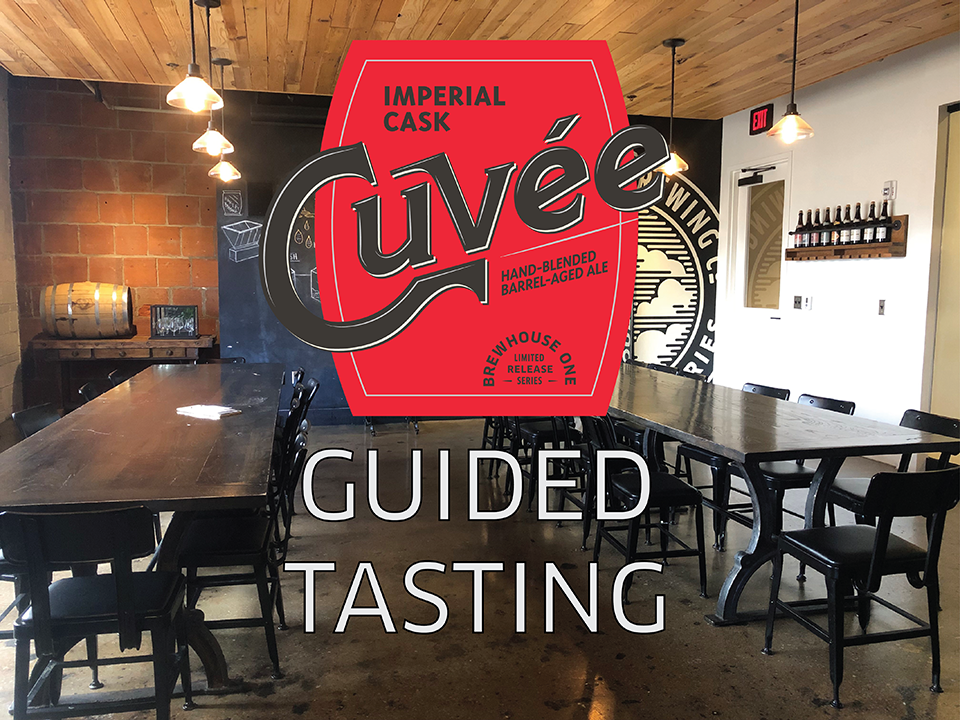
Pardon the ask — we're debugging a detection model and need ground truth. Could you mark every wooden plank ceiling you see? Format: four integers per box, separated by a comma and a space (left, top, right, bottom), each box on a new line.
0, 0, 955, 119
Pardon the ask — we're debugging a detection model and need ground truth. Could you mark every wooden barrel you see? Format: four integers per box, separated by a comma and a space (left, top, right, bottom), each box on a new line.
39, 282, 133, 338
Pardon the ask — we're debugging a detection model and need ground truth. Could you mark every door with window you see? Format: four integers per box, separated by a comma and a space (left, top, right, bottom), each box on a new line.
731, 162, 790, 311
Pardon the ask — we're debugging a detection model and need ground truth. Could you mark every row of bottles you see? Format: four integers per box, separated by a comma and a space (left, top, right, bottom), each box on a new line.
792, 200, 891, 248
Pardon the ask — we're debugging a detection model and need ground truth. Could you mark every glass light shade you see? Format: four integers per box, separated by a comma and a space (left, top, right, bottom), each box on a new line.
657, 151, 689, 176
166, 71, 223, 114
193, 127, 234, 156
767, 111, 814, 144
209, 158, 241, 181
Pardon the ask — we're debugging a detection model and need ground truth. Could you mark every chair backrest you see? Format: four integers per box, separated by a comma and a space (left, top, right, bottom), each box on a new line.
894, 409, 960, 472
274, 432, 310, 561
742, 383, 790, 401
78, 380, 112, 404
108, 369, 128, 387
301, 377, 319, 414
797, 393, 855, 415
860, 467, 960, 592
11, 403, 61, 440
0, 507, 158, 653
202, 356, 246, 364
651, 364, 679, 375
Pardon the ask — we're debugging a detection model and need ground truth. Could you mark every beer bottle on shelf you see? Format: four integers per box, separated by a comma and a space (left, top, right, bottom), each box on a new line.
863, 201, 877, 243
840, 204, 852, 244
832, 205, 843, 245
822, 206, 833, 245
803, 209, 813, 247
876, 200, 890, 242
810, 208, 822, 246
793, 211, 804, 248
851, 202, 863, 244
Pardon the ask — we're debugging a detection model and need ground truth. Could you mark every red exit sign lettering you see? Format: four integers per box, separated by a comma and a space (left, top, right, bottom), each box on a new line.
750, 104, 774, 135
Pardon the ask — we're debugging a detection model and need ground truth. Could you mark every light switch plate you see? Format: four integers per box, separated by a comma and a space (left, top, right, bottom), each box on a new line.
794, 295, 802, 310
882, 180, 897, 200
803, 296, 813, 311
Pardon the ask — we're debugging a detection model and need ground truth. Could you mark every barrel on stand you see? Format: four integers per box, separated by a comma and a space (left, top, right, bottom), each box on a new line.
40, 282, 134, 338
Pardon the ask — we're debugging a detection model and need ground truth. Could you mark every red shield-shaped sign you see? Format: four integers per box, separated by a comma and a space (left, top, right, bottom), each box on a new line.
261, 41, 668, 416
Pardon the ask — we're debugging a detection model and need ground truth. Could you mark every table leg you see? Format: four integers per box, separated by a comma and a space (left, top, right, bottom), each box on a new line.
706, 460, 777, 626
805, 457, 846, 529
155, 511, 235, 691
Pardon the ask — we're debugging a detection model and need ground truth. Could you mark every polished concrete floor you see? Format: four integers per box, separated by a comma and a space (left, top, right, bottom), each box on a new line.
0, 419, 957, 719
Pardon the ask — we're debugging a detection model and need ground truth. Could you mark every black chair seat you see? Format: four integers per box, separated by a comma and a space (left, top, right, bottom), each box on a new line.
677, 444, 728, 469
780, 525, 925, 574
178, 515, 271, 563
21, 572, 183, 624
828, 476, 871, 512
612, 470, 702, 507
758, 460, 816, 479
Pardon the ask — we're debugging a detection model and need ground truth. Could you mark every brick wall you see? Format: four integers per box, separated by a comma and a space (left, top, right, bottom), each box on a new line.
0, 71, 21, 450
8, 77, 219, 348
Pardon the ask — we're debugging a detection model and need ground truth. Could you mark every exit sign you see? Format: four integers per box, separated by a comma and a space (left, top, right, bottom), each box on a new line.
750, 104, 774, 135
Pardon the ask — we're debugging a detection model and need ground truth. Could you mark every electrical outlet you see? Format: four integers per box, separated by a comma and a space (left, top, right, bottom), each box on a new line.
794, 295, 802, 309
879, 299, 885, 316
803, 296, 813, 311
882, 180, 897, 200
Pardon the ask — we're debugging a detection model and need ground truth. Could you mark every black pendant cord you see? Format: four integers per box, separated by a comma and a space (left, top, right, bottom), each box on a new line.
206, 6, 214, 88
669, 44, 676, 151
189, 0, 197, 66
790, 0, 799, 107
219, 65, 226, 137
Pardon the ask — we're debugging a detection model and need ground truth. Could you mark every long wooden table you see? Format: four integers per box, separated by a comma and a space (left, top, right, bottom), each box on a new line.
0, 363, 283, 687
608, 364, 960, 625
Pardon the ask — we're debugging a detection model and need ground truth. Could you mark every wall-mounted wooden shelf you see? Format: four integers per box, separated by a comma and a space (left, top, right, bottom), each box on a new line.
785, 215, 907, 261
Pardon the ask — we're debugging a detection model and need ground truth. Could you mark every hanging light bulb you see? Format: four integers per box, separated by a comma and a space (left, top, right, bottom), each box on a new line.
656, 38, 690, 176
768, 103, 814, 144
193, 121, 234, 155
659, 152, 690, 176
209, 155, 241, 182
166, 1, 221, 113
768, 0, 814, 143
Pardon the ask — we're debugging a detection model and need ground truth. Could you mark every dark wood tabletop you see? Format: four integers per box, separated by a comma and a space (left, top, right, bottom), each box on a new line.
0, 363, 283, 512
609, 364, 960, 464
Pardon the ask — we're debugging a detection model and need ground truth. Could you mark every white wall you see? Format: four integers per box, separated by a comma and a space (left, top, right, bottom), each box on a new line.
714, 33, 960, 424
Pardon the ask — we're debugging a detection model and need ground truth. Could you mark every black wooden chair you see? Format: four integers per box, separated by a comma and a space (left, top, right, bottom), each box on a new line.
78, 379, 113, 404
763, 467, 960, 709
675, 383, 791, 550
0, 507, 190, 720
11, 404, 62, 440
178, 432, 309, 680
108, 369, 130, 387
553, 416, 638, 549
593, 422, 707, 602
506, 417, 582, 511
828, 410, 959, 525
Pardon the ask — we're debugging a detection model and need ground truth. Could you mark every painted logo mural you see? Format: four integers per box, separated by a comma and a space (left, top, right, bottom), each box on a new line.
260, 41, 670, 416
624, 172, 718, 379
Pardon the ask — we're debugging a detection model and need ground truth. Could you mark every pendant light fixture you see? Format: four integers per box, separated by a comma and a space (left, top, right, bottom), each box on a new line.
768, 0, 814, 144
166, 0, 222, 113
208, 57, 241, 182
193, 12, 233, 156
657, 38, 689, 176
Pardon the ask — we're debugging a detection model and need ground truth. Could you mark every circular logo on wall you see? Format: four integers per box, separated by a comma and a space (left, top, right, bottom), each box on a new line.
626, 172, 718, 379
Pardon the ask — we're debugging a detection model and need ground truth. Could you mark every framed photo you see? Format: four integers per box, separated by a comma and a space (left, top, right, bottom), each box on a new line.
150, 305, 199, 339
